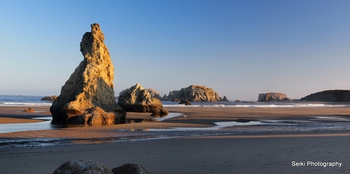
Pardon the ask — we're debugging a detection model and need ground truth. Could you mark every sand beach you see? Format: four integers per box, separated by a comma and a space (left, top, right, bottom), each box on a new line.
0, 106, 350, 173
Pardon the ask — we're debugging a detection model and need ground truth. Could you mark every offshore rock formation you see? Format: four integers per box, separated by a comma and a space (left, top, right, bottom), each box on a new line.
118, 84, 168, 116
221, 96, 229, 102
300, 90, 350, 102
50, 23, 126, 125
146, 88, 162, 99
41, 95, 58, 101
258, 93, 291, 102
165, 85, 222, 102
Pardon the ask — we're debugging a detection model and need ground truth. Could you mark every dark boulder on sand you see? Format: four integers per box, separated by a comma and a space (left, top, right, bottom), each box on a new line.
300, 90, 350, 102
50, 23, 126, 125
258, 93, 291, 102
112, 163, 148, 174
53, 160, 113, 174
118, 83, 168, 116
53, 160, 148, 174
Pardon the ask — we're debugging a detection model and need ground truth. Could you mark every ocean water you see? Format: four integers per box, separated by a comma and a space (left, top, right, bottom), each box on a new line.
1, 95, 350, 108
162, 100, 350, 108
0, 95, 52, 106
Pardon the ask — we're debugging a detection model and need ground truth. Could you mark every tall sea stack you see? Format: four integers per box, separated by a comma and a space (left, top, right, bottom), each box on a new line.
50, 23, 126, 125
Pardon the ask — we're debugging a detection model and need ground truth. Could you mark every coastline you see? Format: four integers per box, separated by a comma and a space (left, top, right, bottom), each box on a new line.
1, 105, 350, 173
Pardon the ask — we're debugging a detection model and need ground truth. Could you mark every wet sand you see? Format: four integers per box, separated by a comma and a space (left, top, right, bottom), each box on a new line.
1, 106, 350, 139
1, 106, 350, 173
1, 133, 350, 174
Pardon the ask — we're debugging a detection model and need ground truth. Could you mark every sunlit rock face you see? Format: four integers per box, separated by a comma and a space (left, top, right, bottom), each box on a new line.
258, 93, 291, 102
166, 85, 222, 102
118, 83, 168, 116
50, 23, 126, 125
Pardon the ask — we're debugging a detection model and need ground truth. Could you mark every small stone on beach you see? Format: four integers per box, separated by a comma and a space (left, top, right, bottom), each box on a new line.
23, 108, 35, 112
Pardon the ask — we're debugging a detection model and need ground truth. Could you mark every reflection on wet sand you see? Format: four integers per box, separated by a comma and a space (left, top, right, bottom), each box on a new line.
2, 108, 350, 148
0, 113, 183, 134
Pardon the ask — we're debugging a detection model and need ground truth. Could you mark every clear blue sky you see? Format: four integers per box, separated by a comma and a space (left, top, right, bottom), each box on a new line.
1, 0, 350, 101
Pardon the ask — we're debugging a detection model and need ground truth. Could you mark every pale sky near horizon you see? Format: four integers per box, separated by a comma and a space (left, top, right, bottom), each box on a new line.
1, 0, 350, 101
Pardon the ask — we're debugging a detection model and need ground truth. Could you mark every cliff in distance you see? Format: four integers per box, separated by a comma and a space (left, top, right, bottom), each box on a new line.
300, 90, 350, 102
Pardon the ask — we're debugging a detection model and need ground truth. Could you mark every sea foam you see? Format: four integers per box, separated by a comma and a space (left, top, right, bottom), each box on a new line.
163, 103, 348, 108
0, 102, 52, 106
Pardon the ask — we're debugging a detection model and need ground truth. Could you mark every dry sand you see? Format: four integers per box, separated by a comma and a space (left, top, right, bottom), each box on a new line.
1, 106, 350, 173
0, 106, 51, 123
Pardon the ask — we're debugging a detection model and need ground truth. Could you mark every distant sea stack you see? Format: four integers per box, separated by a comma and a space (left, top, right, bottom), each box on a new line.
221, 96, 229, 102
258, 92, 291, 102
50, 23, 126, 125
146, 88, 162, 99
300, 90, 350, 102
164, 85, 222, 102
118, 83, 168, 116
41, 95, 58, 102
